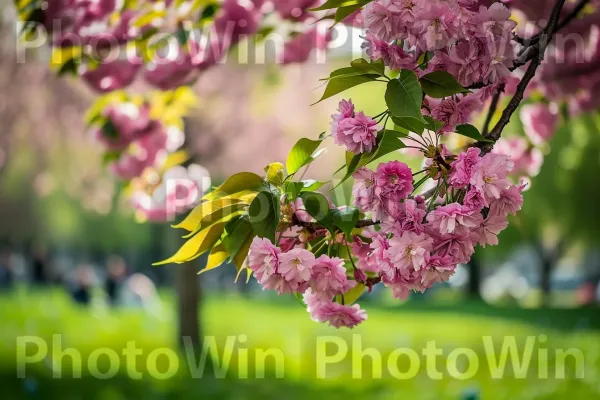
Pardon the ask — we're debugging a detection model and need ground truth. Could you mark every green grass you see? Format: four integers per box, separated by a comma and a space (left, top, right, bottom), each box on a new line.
1, 288, 599, 399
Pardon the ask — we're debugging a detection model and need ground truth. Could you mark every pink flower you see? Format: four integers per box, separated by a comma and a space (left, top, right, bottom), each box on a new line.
449, 147, 481, 189
369, 233, 393, 275
478, 3, 517, 39
352, 167, 379, 215
249, 237, 281, 282
81, 58, 141, 93
431, 96, 480, 132
387, 232, 433, 275
385, 199, 426, 235
463, 187, 486, 212
382, 274, 424, 300
362, 33, 416, 70
374, 161, 414, 207
421, 255, 457, 287
430, 231, 477, 265
334, 112, 381, 154
363, 0, 405, 42
475, 210, 509, 247
470, 153, 513, 204
272, 0, 319, 22
446, 38, 489, 87
351, 234, 380, 273
282, 28, 330, 64
489, 184, 525, 217
493, 137, 544, 177
306, 297, 368, 328
427, 203, 483, 235
414, 4, 458, 50
131, 164, 211, 222
310, 256, 354, 298
278, 248, 316, 284
331, 99, 356, 135
520, 103, 559, 145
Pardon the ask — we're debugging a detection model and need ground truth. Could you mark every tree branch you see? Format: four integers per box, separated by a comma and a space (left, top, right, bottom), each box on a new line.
482, 83, 505, 137
476, 0, 567, 154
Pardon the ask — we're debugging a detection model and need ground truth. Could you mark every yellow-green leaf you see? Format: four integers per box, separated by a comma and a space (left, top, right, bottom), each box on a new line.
173, 196, 252, 232
337, 283, 366, 305
232, 233, 254, 271
199, 244, 229, 274
153, 222, 226, 266
204, 172, 265, 201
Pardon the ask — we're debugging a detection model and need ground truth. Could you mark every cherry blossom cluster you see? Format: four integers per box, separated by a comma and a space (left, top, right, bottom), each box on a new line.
37, 0, 330, 93
362, 0, 516, 87
360, 0, 520, 132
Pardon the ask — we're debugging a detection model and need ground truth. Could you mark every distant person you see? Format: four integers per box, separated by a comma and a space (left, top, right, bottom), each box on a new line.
70, 265, 95, 306
32, 247, 48, 285
105, 255, 127, 306
121, 273, 163, 315
0, 250, 13, 290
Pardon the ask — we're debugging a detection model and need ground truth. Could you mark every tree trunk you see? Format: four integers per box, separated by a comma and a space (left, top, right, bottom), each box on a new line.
175, 262, 201, 349
540, 254, 553, 307
536, 240, 565, 307
467, 254, 482, 301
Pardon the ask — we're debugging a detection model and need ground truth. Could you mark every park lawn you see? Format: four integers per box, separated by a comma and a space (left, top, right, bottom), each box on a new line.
0, 288, 599, 400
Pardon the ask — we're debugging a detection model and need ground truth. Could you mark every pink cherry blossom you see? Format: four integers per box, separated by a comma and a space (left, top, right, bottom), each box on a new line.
430, 231, 477, 265
421, 255, 457, 288
374, 161, 414, 209
475, 210, 509, 247
427, 203, 483, 235
131, 164, 211, 222
310, 256, 354, 299
470, 153, 514, 204
352, 167, 379, 215
249, 237, 281, 282
489, 184, 525, 217
463, 187, 486, 211
385, 199, 427, 235
387, 232, 433, 275
363, 0, 405, 42
307, 297, 368, 328
278, 248, 316, 284
449, 147, 482, 189
520, 103, 559, 145
334, 112, 381, 154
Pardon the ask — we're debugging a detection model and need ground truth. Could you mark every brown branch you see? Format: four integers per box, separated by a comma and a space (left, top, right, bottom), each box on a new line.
468, 0, 584, 91
482, 83, 505, 137
476, 0, 567, 154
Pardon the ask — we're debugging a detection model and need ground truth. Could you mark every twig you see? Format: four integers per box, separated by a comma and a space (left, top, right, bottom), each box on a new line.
476, 0, 567, 154
482, 83, 505, 137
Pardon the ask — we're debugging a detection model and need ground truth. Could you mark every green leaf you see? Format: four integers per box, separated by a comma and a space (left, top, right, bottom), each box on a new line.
286, 138, 323, 175
330, 208, 359, 239
391, 115, 425, 135
385, 70, 424, 132
102, 120, 119, 139
199, 243, 229, 274
350, 58, 385, 76
223, 217, 253, 257
314, 74, 379, 104
301, 180, 325, 192
337, 284, 366, 305
204, 172, 265, 201
420, 71, 468, 98
310, 0, 372, 11
424, 116, 445, 132
335, 4, 363, 23
300, 192, 334, 232
248, 191, 280, 242
369, 129, 407, 163
455, 124, 493, 142
153, 222, 226, 265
